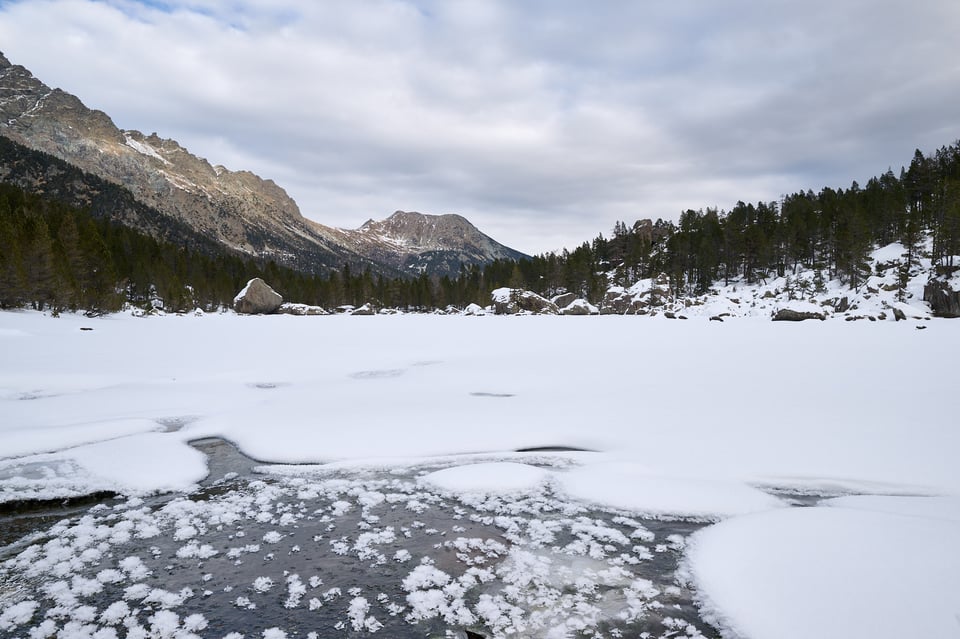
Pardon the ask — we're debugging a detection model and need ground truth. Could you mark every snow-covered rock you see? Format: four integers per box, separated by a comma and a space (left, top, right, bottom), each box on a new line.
350, 303, 376, 316
559, 299, 599, 315
491, 288, 559, 315
462, 303, 486, 316
277, 303, 328, 316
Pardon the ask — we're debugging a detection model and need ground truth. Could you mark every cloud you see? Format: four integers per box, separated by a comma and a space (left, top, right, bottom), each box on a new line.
1, 0, 959, 254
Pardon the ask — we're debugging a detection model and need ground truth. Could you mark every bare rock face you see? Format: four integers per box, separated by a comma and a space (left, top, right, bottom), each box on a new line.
234, 279, 283, 314
923, 279, 960, 317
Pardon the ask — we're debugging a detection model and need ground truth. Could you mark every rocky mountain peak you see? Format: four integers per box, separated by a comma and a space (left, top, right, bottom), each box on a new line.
342, 209, 528, 277
361, 210, 477, 249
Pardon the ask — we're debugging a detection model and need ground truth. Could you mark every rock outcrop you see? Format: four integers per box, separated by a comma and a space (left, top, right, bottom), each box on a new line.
233, 279, 283, 314
600, 273, 673, 315
923, 279, 960, 318
491, 288, 559, 315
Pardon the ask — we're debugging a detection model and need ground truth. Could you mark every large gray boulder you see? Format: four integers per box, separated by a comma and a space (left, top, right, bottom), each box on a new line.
233, 278, 283, 314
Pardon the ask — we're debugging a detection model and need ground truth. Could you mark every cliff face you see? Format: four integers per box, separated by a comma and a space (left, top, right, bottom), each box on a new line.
0, 52, 526, 277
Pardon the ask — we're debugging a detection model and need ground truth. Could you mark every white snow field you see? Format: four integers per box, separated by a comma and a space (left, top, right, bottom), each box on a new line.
1, 310, 959, 639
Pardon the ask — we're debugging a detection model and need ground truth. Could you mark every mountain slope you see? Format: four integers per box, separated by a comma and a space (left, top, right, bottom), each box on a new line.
0, 52, 525, 277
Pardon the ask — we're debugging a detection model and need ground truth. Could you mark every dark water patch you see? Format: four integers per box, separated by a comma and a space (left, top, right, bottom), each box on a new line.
514, 445, 594, 452
0, 491, 120, 517
0, 493, 120, 548
759, 485, 862, 507
189, 437, 261, 487
469, 392, 515, 398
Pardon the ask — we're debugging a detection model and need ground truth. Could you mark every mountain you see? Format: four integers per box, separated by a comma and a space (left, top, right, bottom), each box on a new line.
0, 52, 526, 277
330, 210, 528, 278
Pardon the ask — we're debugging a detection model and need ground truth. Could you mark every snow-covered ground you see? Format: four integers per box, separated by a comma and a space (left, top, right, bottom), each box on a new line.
1, 310, 958, 638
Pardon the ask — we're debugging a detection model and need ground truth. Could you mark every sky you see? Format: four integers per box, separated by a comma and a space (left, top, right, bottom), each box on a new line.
1, 0, 959, 254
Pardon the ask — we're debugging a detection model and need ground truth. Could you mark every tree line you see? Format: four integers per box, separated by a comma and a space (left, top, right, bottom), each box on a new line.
0, 182, 510, 312
495, 142, 960, 300
1, 141, 959, 313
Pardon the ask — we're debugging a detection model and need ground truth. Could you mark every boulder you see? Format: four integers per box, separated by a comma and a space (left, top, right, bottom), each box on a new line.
551, 292, 577, 308
772, 308, 825, 321
233, 278, 283, 314
462, 303, 486, 316
923, 279, 960, 317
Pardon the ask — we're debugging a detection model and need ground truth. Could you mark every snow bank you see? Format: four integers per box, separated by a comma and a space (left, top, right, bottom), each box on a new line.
557, 462, 785, 519
68, 432, 209, 493
419, 462, 552, 494
685, 504, 960, 639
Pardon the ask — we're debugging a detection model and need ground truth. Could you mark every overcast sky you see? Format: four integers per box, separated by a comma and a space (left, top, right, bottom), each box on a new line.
1, 0, 959, 254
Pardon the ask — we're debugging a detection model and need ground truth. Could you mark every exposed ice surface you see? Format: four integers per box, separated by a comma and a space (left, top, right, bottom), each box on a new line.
2, 310, 959, 638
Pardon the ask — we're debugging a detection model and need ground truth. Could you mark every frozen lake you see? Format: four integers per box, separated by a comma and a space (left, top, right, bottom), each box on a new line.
2, 311, 959, 638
